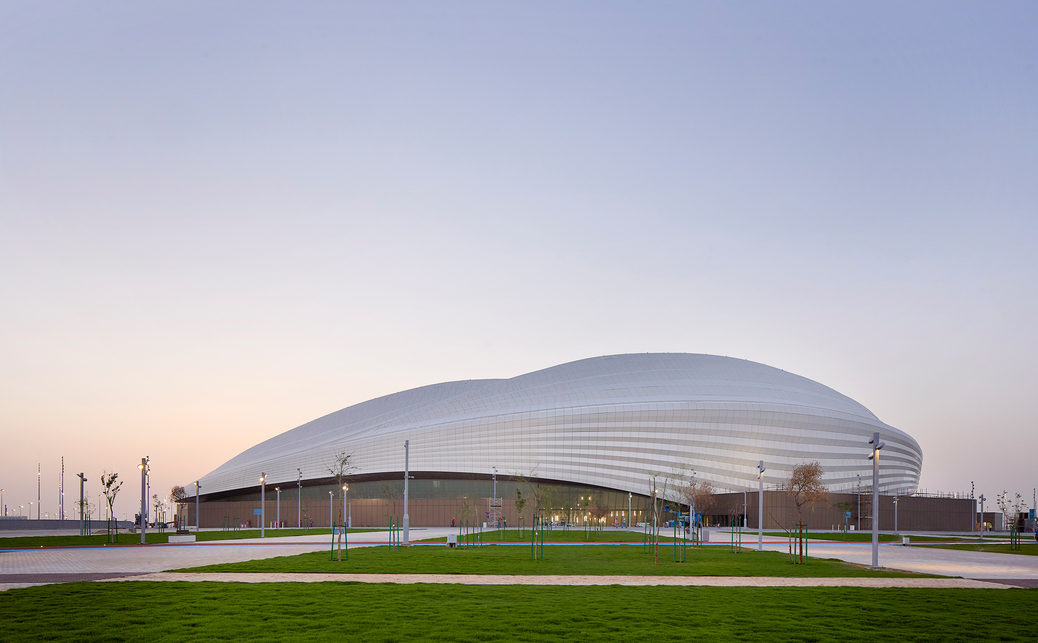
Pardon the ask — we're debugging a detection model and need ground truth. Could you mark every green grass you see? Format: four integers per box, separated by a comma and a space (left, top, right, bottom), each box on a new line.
180, 542, 931, 577
0, 528, 377, 549
917, 542, 1038, 556
418, 527, 680, 543
0, 582, 1033, 642
761, 531, 968, 543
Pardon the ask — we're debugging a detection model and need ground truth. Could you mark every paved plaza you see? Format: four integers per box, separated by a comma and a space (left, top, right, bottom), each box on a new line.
2, 528, 1036, 592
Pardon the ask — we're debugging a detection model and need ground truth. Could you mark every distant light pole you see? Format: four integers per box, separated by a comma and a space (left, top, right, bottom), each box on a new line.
275, 487, 281, 529
757, 461, 766, 551
38, 463, 41, 520
77, 473, 86, 536
342, 484, 348, 532
1, 488, 4, 516
742, 489, 747, 529
328, 491, 333, 531
867, 432, 885, 568
628, 492, 632, 529
137, 457, 149, 545
979, 494, 986, 540
29, 501, 33, 519
195, 481, 201, 532
893, 495, 899, 535
971, 481, 975, 533
856, 474, 861, 532
297, 469, 303, 529
259, 473, 266, 538
402, 440, 410, 546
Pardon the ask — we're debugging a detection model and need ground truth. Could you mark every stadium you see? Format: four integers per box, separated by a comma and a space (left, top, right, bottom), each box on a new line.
184, 353, 926, 530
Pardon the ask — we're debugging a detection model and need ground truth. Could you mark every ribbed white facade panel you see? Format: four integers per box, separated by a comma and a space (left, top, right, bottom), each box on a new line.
199, 354, 922, 500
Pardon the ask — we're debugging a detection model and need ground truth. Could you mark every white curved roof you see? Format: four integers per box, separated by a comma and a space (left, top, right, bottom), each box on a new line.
199, 353, 922, 498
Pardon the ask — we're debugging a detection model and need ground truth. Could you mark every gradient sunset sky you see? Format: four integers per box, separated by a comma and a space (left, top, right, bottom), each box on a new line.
2, 2, 1035, 520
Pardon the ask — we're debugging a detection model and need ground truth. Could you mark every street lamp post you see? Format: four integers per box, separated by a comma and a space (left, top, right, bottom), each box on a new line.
328, 491, 332, 531
77, 473, 86, 536
979, 494, 986, 540
757, 461, 766, 551
259, 473, 266, 538
893, 495, 899, 535
346, 486, 354, 531
403, 440, 410, 546
275, 487, 281, 529
628, 492, 632, 529
297, 469, 303, 529
868, 432, 885, 568
195, 481, 200, 532
137, 457, 148, 545
857, 474, 861, 532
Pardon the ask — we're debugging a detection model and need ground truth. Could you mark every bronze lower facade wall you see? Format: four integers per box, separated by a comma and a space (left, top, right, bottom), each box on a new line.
707, 492, 975, 532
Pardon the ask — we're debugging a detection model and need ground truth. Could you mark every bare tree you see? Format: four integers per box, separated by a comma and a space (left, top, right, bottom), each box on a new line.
515, 489, 527, 535
681, 477, 716, 545
648, 475, 669, 565
327, 451, 357, 561
100, 471, 122, 541
783, 461, 828, 563
170, 485, 187, 529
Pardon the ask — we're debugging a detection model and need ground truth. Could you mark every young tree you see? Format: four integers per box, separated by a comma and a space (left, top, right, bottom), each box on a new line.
327, 451, 357, 561
682, 478, 716, 545
100, 471, 122, 541
648, 475, 669, 565
515, 489, 527, 535
784, 461, 828, 563
170, 485, 187, 529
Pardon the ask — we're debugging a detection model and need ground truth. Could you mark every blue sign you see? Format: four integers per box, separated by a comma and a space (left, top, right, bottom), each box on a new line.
844, 512, 852, 519
254, 509, 262, 515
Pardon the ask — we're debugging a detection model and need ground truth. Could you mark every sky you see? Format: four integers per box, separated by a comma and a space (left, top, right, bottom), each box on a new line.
1, 1, 1035, 522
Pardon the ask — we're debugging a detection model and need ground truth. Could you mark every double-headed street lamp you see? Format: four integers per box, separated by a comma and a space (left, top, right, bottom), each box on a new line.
137, 457, 149, 544
259, 473, 266, 538
757, 461, 766, 551
297, 469, 303, 529
867, 432, 885, 568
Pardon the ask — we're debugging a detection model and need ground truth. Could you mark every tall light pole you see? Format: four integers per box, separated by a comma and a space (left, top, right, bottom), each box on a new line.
868, 432, 885, 568
137, 457, 148, 545
971, 481, 975, 533
757, 461, 767, 551
402, 440, 410, 546
195, 481, 201, 532
893, 495, 899, 535
628, 492, 632, 529
1, 488, 4, 516
259, 473, 266, 538
979, 494, 986, 539
328, 491, 332, 531
275, 487, 281, 529
297, 469, 303, 529
342, 484, 348, 532
77, 473, 86, 536
857, 474, 861, 532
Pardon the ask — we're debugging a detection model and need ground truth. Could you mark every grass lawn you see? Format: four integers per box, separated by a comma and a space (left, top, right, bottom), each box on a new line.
0, 528, 377, 549
917, 542, 1038, 556
180, 542, 930, 577
0, 582, 1034, 642
418, 528, 680, 544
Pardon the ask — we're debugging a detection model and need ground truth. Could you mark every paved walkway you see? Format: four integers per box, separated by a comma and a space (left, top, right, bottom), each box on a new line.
3, 528, 1036, 592
105, 571, 1006, 589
